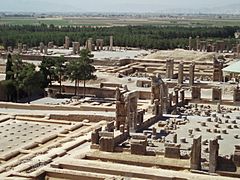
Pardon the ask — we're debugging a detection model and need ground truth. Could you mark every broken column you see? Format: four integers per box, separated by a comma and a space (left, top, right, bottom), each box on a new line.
213, 58, 223, 82
106, 121, 115, 132
64, 36, 70, 49
189, 37, 192, 50
237, 44, 240, 58
174, 88, 179, 105
44, 46, 48, 55
165, 143, 181, 159
130, 135, 147, 155
72, 42, 80, 54
96, 39, 104, 51
190, 135, 202, 170
168, 93, 173, 108
99, 133, 114, 152
179, 89, 185, 105
125, 91, 138, 132
151, 75, 161, 104
110, 35, 113, 51
40, 42, 44, 53
200, 41, 206, 52
115, 88, 126, 130
91, 127, 102, 145
86, 38, 93, 51
162, 97, 168, 114
22, 44, 27, 53
48, 42, 54, 48
178, 62, 184, 84
209, 139, 219, 173
166, 58, 174, 79
173, 133, 177, 143
18, 43, 22, 54
196, 36, 200, 50
189, 62, 195, 86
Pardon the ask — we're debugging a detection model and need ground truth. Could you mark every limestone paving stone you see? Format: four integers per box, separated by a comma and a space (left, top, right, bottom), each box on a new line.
0, 119, 69, 153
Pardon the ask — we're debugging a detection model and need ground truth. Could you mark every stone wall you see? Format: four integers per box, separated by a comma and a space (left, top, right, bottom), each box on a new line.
51, 85, 116, 98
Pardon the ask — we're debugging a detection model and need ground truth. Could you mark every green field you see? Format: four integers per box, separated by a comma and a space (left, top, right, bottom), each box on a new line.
1, 17, 240, 27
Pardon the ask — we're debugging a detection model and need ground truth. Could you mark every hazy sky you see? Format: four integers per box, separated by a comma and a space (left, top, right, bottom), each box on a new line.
0, 0, 239, 12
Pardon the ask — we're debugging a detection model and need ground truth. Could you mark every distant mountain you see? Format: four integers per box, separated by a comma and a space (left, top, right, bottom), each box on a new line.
199, 3, 240, 14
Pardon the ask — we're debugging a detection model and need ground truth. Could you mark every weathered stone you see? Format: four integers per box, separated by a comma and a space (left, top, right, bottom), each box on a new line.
209, 139, 219, 173
190, 135, 202, 170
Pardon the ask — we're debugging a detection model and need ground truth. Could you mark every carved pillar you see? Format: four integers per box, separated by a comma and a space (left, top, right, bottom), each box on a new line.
209, 139, 219, 173
189, 62, 195, 86
189, 37, 192, 50
191, 135, 202, 170
178, 62, 184, 84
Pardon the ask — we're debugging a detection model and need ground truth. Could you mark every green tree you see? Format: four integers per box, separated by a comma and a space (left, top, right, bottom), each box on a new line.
20, 63, 43, 103
39, 57, 57, 87
1, 80, 16, 101
66, 49, 96, 97
79, 49, 96, 97
5, 53, 14, 80
55, 55, 66, 94
11, 55, 24, 101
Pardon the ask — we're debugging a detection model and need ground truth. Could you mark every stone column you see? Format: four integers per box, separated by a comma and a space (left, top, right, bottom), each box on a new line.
162, 97, 168, 114
152, 127, 157, 139
91, 127, 102, 144
64, 36, 70, 49
174, 88, 179, 105
18, 43, 22, 54
169, 93, 173, 108
237, 44, 240, 58
213, 58, 223, 82
200, 41, 206, 52
209, 139, 219, 173
215, 41, 220, 52
86, 38, 92, 51
22, 44, 27, 53
151, 75, 161, 104
100, 39, 104, 50
153, 99, 160, 116
180, 89, 185, 104
178, 62, 184, 84
189, 62, 195, 86
96, 39, 100, 51
110, 35, 113, 51
44, 46, 48, 55
196, 36, 200, 50
189, 37, 192, 50
72, 42, 80, 54
190, 135, 202, 170
166, 58, 174, 79
173, 134, 177, 143
40, 42, 44, 53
